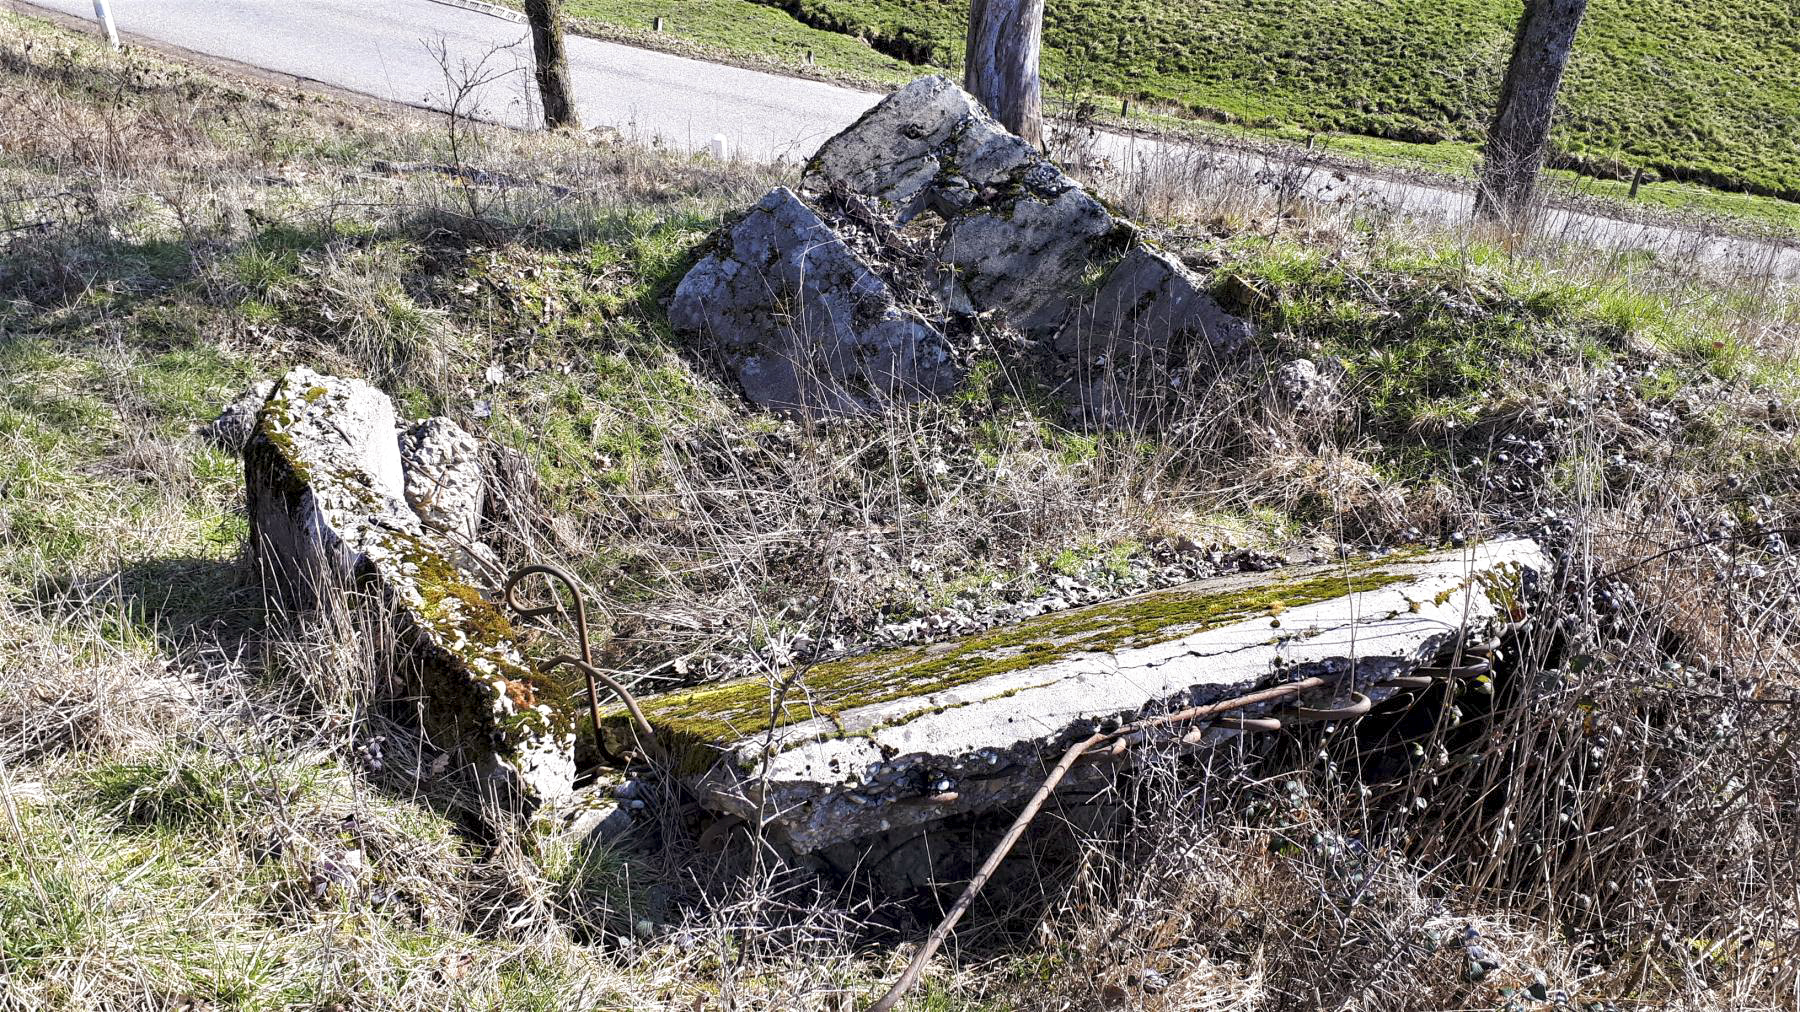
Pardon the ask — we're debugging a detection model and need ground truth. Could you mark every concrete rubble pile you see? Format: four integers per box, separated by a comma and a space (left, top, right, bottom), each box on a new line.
604, 539, 1547, 858
670, 76, 1253, 422
240, 366, 576, 808
223, 83, 1552, 870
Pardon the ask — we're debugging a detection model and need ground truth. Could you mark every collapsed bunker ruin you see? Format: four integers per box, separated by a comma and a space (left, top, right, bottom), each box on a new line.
236, 78, 1552, 867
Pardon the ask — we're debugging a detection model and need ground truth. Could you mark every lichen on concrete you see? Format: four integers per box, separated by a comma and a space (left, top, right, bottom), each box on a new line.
245, 366, 575, 808
605, 538, 1548, 852
603, 566, 1406, 772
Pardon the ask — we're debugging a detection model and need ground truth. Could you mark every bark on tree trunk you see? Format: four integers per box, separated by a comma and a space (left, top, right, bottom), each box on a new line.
524, 0, 580, 130
964, 0, 1045, 148
1475, 0, 1588, 226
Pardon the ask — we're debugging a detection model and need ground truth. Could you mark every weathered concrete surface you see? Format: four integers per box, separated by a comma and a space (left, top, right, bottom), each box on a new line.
669, 186, 959, 413
1054, 247, 1257, 422
806, 76, 1127, 340
1062, 247, 1254, 361
788, 76, 1256, 418
940, 187, 1123, 337
803, 76, 1043, 223
245, 367, 574, 806
399, 416, 495, 578
604, 539, 1545, 852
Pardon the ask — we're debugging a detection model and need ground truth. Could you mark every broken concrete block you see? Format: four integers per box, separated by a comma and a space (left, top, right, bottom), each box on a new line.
940, 186, 1125, 337
602, 539, 1545, 853
669, 186, 959, 413
678, 75, 1257, 421
399, 417, 495, 578
1062, 246, 1253, 361
1054, 247, 1256, 421
400, 417, 484, 546
803, 75, 1044, 223
245, 366, 574, 807
805, 75, 1126, 339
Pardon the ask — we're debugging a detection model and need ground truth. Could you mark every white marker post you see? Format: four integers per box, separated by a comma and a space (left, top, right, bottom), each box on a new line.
92, 0, 120, 50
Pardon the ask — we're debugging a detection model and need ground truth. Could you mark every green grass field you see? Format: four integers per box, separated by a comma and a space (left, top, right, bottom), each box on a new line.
558, 0, 1800, 229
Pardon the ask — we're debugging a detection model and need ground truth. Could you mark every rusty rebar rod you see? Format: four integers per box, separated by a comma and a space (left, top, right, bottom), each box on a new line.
868, 675, 1326, 1012
503, 563, 659, 757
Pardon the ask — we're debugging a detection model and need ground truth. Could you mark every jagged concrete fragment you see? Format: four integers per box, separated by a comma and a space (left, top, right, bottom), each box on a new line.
940, 187, 1123, 336
679, 76, 1257, 419
669, 186, 959, 413
603, 539, 1545, 853
798, 75, 1259, 420
399, 417, 495, 578
803, 76, 1043, 223
806, 76, 1126, 339
204, 379, 276, 452
1055, 247, 1256, 421
1065, 247, 1254, 360
245, 367, 574, 807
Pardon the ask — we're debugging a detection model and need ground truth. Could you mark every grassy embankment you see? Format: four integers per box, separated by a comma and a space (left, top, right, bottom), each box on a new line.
551, 0, 1800, 233
4, 11, 1799, 1009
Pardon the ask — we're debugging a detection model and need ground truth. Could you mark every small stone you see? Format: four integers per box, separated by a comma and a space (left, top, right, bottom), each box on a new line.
1270, 358, 1340, 415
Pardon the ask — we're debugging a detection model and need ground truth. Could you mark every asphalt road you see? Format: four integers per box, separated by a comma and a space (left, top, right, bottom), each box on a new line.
16, 0, 879, 162
14, 0, 1799, 280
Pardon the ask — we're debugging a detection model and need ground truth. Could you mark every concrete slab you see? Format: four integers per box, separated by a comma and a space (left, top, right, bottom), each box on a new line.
601, 539, 1546, 852
246, 367, 576, 808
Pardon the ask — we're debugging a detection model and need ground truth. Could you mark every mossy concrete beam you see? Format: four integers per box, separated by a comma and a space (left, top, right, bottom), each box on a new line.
245, 366, 575, 810
606, 539, 1547, 853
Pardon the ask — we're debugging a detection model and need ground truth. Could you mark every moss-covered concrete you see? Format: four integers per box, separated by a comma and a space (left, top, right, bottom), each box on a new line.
248, 368, 574, 802
600, 566, 1403, 772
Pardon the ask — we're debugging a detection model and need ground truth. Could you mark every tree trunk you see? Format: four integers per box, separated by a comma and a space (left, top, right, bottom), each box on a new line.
524, 0, 580, 130
1475, 0, 1588, 225
964, 0, 1045, 148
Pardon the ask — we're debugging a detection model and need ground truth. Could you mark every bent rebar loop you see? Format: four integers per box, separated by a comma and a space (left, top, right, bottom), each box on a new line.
502, 563, 660, 758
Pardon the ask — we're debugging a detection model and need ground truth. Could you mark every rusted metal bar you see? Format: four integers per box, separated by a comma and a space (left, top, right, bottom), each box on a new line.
1291, 691, 1372, 723
503, 563, 659, 758
1200, 715, 1283, 736
1416, 659, 1492, 680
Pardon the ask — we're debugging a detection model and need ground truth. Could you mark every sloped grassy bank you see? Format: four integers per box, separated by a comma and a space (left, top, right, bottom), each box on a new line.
3, 13, 1798, 1009
735, 0, 1800, 201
